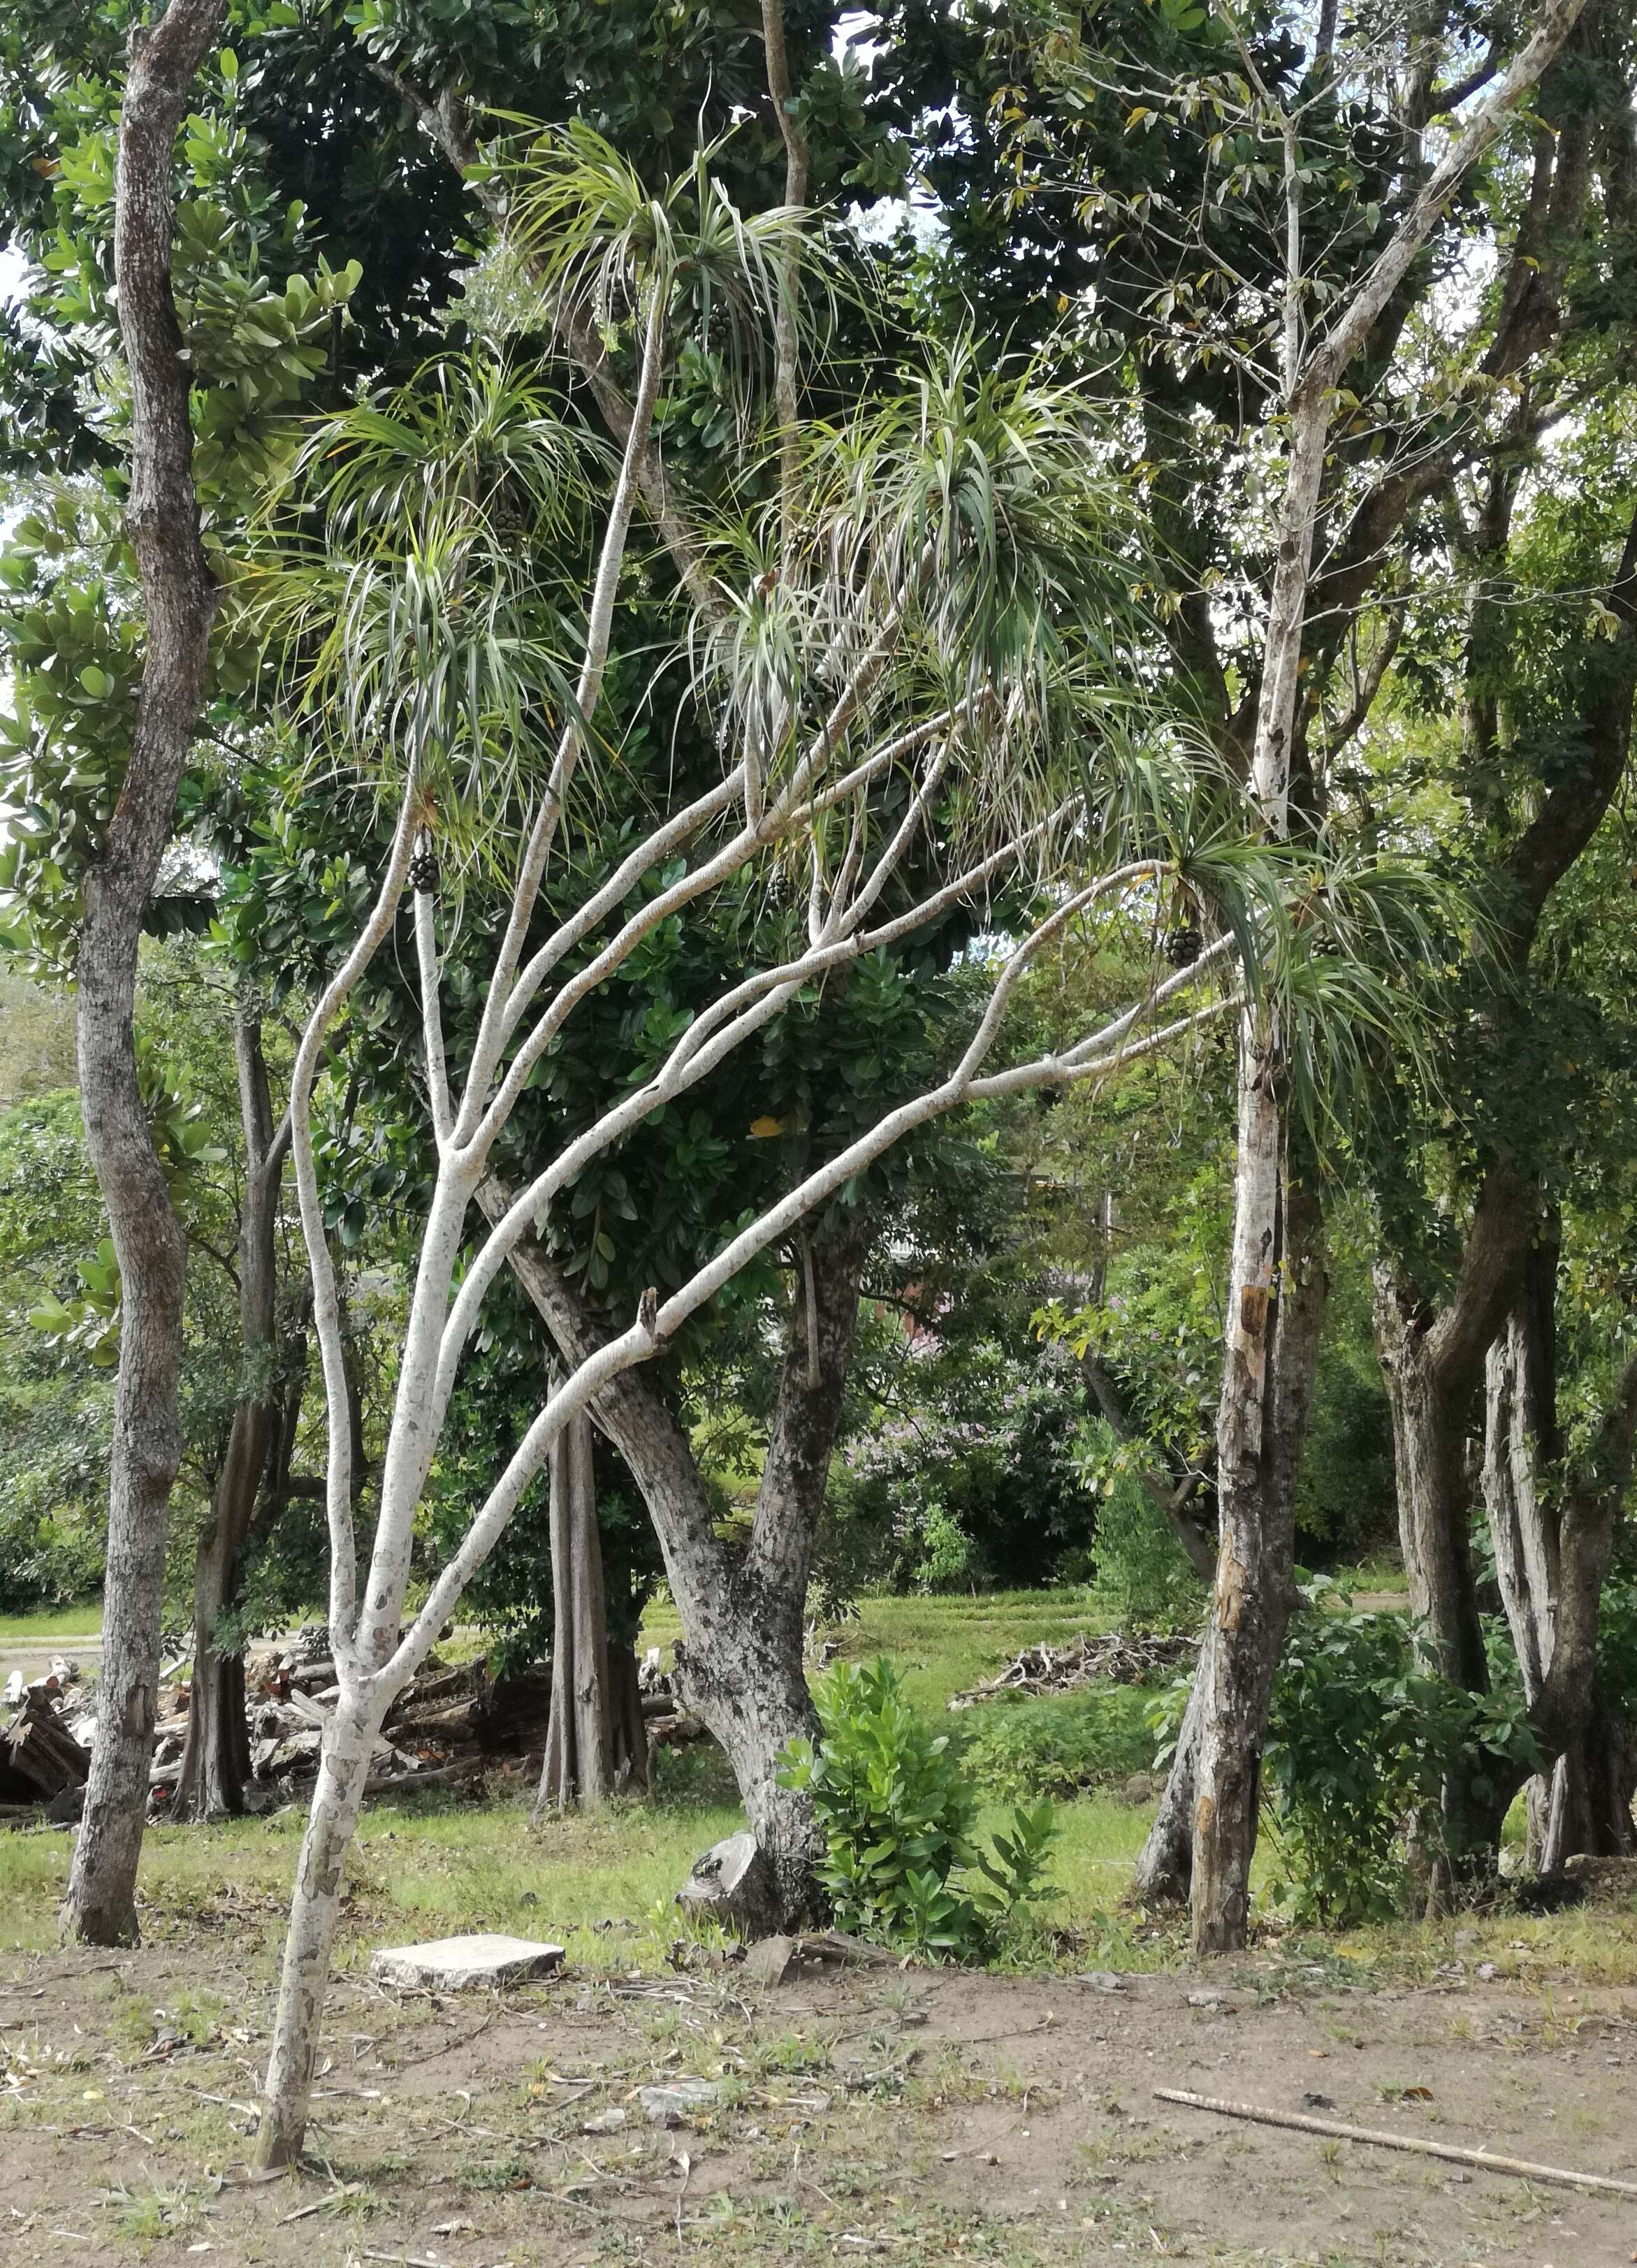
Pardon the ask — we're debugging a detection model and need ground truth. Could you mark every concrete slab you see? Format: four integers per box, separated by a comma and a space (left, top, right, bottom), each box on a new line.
369, 1933, 565, 1991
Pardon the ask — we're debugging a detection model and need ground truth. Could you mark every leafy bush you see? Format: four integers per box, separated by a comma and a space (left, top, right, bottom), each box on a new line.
779, 1658, 1056, 1957
1151, 1585, 1541, 1925
822, 1343, 1100, 1594
954, 1687, 1156, 1802
1070, 1423, 1205, 1629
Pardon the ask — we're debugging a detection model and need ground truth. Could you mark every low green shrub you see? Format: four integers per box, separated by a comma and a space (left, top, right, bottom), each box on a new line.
953, 1687, 1156, 1802
778, 1658, 1056, 1958
1149, 1583, 1542, 1925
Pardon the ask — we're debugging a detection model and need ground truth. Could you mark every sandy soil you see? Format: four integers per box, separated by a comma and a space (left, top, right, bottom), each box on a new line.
3, 1925, 1635, 2267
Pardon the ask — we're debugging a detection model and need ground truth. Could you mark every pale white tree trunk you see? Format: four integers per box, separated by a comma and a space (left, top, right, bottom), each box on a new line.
256, 1691, 384, 2167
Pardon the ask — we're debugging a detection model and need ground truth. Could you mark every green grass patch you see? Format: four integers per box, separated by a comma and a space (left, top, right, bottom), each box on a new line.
0, 1601, 103, 1644
641, 1585, 1119, 1718
951, 1685, 1158, 1801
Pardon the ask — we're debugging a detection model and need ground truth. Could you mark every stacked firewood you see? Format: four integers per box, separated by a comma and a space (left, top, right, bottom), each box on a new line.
2, 1631, 560, 1825
1, 1657, 92, 1821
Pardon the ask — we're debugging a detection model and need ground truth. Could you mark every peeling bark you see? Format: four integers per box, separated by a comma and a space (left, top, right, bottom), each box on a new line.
61, 0, 226, 1947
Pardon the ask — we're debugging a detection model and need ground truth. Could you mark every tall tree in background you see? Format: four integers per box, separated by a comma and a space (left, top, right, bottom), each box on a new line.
61, 0, 226, 1945
1186, 0, 1590, 1954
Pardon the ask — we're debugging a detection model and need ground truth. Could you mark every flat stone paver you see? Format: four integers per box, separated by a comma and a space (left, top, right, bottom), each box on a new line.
369, 1933, 565, 1991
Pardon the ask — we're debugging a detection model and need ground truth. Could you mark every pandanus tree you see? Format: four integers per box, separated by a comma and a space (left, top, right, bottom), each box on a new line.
241, 129, 1197, 2163
240, 119, 1447, 2160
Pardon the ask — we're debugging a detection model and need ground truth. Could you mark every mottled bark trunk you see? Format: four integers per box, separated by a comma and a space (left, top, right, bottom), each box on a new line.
174, 1017, 289, 1822
1176, 2, 1590, 1953
1189, 1166, 1328, 1951
536, 1411, 613, 1815
484, 1177, 866, 1921
1484, 1237, 1637, 1873
61, 0, 226, 1947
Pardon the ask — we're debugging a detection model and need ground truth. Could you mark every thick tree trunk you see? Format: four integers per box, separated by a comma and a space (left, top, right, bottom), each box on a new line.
1373, 1169, 1536, 1891
61, 0, 225, 1946
536, 1411, 613, 1814
174, 1017, 291, 1822
1376, 1290, 1492, 1694
1525, 1701, 1637, 1874
483, 1177, 866, 1920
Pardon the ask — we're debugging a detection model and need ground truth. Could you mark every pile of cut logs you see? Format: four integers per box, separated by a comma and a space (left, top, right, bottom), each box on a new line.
2, 1629, 704, 1829
1, 1657, 94, 1823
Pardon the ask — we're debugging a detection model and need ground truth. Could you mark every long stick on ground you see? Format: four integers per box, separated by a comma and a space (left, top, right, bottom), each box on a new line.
1155, 2088, 1637, 2201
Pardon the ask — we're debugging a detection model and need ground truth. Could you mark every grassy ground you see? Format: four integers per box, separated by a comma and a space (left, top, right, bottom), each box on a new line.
638, 1585, 1122, 1714
6, 1583, 1637, 2265
0, 1602, 104, 1643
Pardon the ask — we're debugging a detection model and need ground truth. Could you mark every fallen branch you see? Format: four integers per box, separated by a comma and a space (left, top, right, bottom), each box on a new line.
948, 1630, 1196, 1710
1155, 2087, 1637, 2200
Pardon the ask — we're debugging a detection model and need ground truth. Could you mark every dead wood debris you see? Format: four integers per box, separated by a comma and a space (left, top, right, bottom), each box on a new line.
946, 1629, 1197, 1709
3, 1627, 706, 1828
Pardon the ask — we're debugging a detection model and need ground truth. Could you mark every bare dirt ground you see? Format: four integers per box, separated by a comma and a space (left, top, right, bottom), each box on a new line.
4, 1919, 1636, 2268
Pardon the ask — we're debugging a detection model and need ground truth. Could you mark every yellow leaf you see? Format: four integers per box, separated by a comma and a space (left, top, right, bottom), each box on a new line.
748, 1115, 784, 1139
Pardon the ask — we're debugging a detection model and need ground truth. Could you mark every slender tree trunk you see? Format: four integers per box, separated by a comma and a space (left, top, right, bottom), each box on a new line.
535, 1411, 612, 1815
1189, 1169, 1328, 1949
61, 0, 226, 1946
174, 1017, 291, 1822
1135, 1627, 1212, 1905
608, 1638, 649, 1794
254, 1689, 381, 2168
1178, 0, 1589, 1954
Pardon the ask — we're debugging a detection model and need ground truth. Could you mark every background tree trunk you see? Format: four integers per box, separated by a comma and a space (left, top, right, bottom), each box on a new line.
1485, 1232, 1637, 1873
174, 1016, 291, 1822
536, 1411, 613, 1814
1135, 1629, 1212, 1905
62, 0, 226, 1946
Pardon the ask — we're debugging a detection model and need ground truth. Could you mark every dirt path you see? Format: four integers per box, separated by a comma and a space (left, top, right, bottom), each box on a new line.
3, 1928, 1635, 2266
